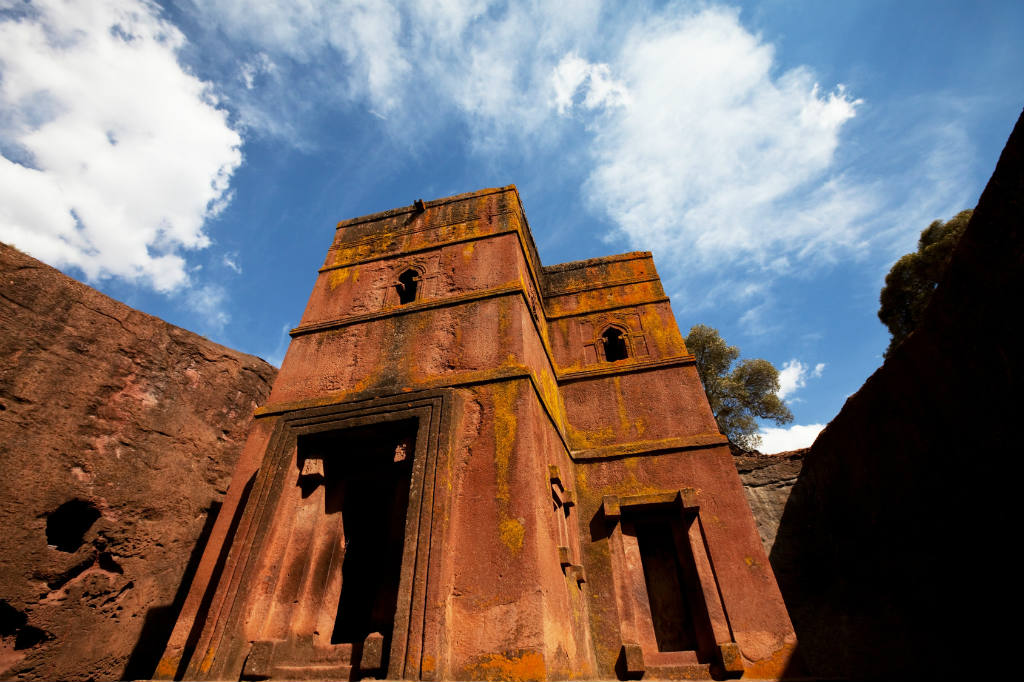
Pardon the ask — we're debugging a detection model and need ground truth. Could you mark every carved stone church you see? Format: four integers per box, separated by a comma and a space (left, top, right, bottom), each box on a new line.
155, 186, 796, 681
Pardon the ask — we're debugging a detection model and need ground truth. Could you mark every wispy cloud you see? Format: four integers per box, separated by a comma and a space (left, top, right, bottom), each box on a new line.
262, 322, 294, 368
183, 0, 603, 148
186, 283, 231, 331
222, 252, 242, 274
0, 0, 242, 292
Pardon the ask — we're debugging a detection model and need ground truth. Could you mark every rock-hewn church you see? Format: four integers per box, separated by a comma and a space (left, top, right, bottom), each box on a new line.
155, 186, 796, 681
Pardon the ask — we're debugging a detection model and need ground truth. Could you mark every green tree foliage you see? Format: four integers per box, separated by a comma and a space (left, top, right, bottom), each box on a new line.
685, 324, 793, 450
878, 209, 972, 356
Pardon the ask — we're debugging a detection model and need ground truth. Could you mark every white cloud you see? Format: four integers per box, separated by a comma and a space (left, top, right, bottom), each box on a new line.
552, 53, 629, 116
0, 0, 242, 292
777, 358, 826, 400
585, 7, 865, 275
759, 423, 825, 454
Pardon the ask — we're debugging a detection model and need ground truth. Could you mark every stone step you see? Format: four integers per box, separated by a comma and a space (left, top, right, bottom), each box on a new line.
270, 662, 354, 680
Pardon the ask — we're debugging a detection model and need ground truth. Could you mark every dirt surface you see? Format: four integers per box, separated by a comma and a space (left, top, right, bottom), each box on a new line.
0, 243, 276, 681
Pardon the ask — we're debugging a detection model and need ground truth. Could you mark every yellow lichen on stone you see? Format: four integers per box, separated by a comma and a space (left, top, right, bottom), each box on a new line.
328, 265, 351, 290
493, 381, 518, 504
499, 518, 525, 555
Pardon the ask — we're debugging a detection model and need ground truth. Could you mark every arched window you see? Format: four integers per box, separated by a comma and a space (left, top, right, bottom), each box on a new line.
396, 269, 419, 304
601, 327, 628, 362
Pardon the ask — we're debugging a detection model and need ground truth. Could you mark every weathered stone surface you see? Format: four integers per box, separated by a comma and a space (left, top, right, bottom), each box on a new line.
771, 110, 1024, 679
159, 187, 796, 681
733, 449, 805, 555
0, 243, 276, 681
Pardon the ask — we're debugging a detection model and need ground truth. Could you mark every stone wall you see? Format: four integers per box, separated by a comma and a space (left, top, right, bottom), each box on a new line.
0, 244, 276, 681
733, 450, 804, 556
770, 110, 1024, 679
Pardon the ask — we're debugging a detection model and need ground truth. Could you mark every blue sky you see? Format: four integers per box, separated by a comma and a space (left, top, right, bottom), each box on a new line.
2, 0, 1021, 452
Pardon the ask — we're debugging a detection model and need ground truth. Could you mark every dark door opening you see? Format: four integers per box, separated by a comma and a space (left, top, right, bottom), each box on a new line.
624, 509, 715, 660
299, 420, 416, 677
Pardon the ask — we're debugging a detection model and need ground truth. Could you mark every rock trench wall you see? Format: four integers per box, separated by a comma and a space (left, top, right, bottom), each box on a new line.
0, 243, 276, 681
733, 449, 804, 556
770, 110, 1024, 679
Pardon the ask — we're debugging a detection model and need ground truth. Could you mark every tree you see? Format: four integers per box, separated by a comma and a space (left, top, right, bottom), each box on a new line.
685, 324, 793, 450
878, 209, 972, 356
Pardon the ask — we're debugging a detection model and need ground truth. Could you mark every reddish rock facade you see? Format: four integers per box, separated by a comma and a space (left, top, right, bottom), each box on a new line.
0, 244, 276, 681
769, 110, 1024, 679
158, 187, 796, 681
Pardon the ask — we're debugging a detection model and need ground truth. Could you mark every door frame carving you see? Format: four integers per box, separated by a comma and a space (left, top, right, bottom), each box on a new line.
181, 389, 454, 681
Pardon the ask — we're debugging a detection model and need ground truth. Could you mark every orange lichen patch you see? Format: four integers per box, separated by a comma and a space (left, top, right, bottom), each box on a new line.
639, 304, 688, 357
420, 654, 436, 677
198, 645, 215, 674
550, 280, 665, 318
542, 252, 654, 292
740, 639, 797, 679
154, 657, 178, 679
327, 218, 511, 270
465, 649, 547, 682
633, 416, 648, 437
572, 464, 589, 497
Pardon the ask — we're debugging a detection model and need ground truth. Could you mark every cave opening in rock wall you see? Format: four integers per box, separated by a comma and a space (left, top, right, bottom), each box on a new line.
46, 499, 100, 553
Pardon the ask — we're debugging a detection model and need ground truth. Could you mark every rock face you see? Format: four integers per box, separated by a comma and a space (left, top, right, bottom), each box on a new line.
0, 243, 276, 681
771, 110, 1024, 679
732, 450, 804, 556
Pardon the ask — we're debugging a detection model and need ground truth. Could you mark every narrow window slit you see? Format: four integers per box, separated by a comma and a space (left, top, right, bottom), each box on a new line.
602, 328, 628, 362
396, 269, 419, 304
